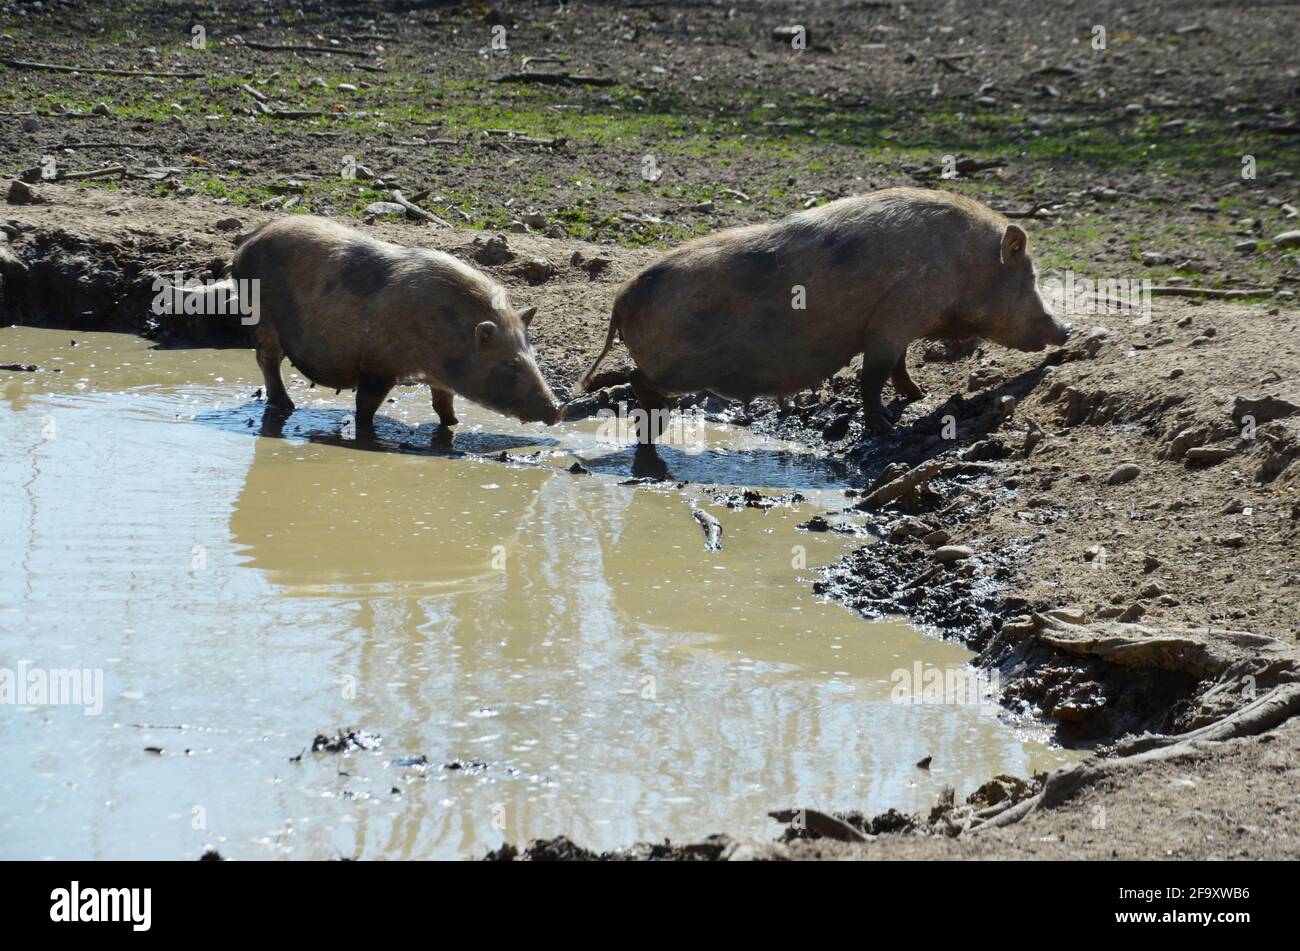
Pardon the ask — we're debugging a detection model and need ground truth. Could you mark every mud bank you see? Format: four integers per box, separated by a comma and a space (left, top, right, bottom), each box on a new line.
4, 191, 1298, 860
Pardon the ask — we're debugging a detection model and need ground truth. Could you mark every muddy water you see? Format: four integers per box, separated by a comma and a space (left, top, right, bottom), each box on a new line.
0, 328, 1075, 859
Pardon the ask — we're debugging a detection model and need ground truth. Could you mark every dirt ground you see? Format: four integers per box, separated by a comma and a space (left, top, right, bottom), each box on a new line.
2, 0, 1298, 860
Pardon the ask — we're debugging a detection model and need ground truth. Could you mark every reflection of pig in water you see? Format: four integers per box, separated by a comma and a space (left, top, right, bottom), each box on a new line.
580, 187, 1071, 437
233, 217, 562, 432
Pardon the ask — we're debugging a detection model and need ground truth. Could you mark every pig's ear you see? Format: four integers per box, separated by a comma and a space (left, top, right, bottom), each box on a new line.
519, 306, 538, 328
1000, 224, 1027, 264
475, 320, 497, 349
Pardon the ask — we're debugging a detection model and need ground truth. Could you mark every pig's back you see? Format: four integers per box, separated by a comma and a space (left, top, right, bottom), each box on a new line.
234, 218, 420, 388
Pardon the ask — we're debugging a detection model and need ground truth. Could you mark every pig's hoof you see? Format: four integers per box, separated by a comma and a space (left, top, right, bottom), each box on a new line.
863, 415, 894, 436
265, 399, 295, 414
437, 416, 459, 427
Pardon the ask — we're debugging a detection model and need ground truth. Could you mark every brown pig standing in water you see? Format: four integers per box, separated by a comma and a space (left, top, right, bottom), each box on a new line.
233, 216, 562, 431
579, 187, 1070, 437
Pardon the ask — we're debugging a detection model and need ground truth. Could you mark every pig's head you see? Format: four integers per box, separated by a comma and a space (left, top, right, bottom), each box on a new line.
975, 224, 1071, 352
455, 302, 562, 425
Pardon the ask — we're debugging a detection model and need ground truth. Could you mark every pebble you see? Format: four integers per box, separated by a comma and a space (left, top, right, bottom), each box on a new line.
1117, 601, 1146, 623
933, 544, 973, 563
1105, 463, 1141, 485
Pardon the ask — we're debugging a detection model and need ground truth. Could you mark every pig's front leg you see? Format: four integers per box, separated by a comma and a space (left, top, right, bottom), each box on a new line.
890, 351, 925, 402
430, 386, 459, 426
859, 349, 899, 434
355, 374, 394, 433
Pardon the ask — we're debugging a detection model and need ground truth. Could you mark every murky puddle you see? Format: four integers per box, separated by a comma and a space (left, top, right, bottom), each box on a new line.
0, 327, 1076, 859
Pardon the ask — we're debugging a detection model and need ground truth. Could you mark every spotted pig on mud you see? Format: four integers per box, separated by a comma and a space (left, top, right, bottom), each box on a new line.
580, 187, 1071, 436
233, 216, 561, 431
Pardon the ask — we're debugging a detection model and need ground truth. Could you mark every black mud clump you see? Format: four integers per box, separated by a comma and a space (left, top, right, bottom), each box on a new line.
985, 628, 1200, 745
0, 225, 248, 346
308, 729, 382, 754
484, 835, 734, 861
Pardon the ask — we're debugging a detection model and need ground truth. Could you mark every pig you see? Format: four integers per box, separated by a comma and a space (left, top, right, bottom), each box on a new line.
579, 187, 1070, 437
232, 216, 562, 432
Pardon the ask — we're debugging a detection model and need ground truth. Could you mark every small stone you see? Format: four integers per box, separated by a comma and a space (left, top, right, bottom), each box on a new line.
568, 462, 590, 475
522, 211, 547, 229
1141, 251, 1170, 265
1234, 240, 1257, 253
1124, 103, 1144, 114
922, 529, 951, 547
1143, 553, 1161, 572
518, 257, 555, 284
1218, 534, 1247, 548
214, 216, 243, 231
1117, 600, 1146, 623
1046, 608, 1086, 624
20, 116, 40, 133
1105, 463, 1141, 485
581, 255, 613, 277
974, 96, 998, 107
1272, 230, 1300, 248
1232, 394, 1299, 424
92, 102, 111, 116
1139, 582, 1166, 599
821, 413, 851, 441
337, 83, 358, 92
916, 755, 932, 770
473, 234, 514, 266
363, 201, 406, 217
1184, 445, 1237, 463
6, 179, 44, 204
1084, 545, 1103, 561
934, 545, 973, 563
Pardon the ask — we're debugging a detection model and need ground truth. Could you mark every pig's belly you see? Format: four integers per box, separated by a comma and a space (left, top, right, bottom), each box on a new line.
631, 312, 856, 399
280, 341, 360, 391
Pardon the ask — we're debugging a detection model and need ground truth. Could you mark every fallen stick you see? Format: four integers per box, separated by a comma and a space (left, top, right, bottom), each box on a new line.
42, 142, 146, 150
1148, 285, 1274, 298
856, 458, 945, 510
999, 201, 1049, 219
767, 809, 871, 844
57, 164, 126, 181
241, 82, 268, 102
493, 71, 621, 87
974, 682, 1300, 832
390, 190, 451, 227
238, 40, 375, 57
521, 56, 569, 70
692, 508, 723, 552
0, 57, 203, 78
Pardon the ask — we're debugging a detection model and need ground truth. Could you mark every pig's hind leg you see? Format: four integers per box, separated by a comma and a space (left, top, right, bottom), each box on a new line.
430, 386, 459, 427
890, 351, 925, 402
253, 326, 295, 412
629, 369, 671, 445
859, 348, 903, 434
